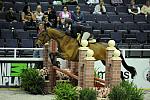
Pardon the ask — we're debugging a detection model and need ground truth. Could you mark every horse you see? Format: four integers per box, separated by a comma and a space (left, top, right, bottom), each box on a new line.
36, 28, 137, 79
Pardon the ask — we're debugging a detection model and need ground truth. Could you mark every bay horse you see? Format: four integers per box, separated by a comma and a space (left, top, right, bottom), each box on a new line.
36, 28, 137, 79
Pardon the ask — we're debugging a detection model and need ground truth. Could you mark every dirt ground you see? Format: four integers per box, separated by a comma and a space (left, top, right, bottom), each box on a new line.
0, 88, 150, 100
0, 88, 55, 100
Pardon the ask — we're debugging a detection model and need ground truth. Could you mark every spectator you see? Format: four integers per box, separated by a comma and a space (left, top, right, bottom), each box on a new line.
128, 0, 140, 15
59, 5, 72, 20
86, 0, 99, 5
37, 22, 45, 34
43, 15, 52, 28
72, 5, 85, 24
21, 5, 36, 23
44, 6, 57, 28
33, 22, 45, 58
5, 7, 17, 22
34, 5, 44, 23
65, 0, 78, 5
93, 0, 106, 14
61, 18, 72, 36
56, 16, 63, 29
141, 0, 150, 17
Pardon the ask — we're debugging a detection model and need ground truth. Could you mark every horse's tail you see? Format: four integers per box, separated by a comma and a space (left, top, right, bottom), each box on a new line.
120, 54, 137, 79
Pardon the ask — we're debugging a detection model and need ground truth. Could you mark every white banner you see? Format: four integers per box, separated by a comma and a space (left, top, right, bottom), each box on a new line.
94, 58, 150, 89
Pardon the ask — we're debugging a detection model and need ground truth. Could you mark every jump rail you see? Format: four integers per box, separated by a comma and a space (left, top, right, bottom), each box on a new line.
0, 48, 43, 61
0, 48, 150, 61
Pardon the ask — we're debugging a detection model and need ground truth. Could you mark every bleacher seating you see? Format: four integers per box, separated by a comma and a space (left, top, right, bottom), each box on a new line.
140, 24, 150, 33
0, 39, 5, 56
95, 14, 109, 23
118, 43, 130, 57
101, 23, 115, 33
108, 15, 121, 23
116, 6, 128, 15
126, 23, 140, 33
12, 22, 24, 29
0, 39, 5, 47
114, 23, 127, 33
14, 2, 25, 13
147, 15, 150, 23
3, 2, 14, 11
19, 39, 34, 57
110, 31, 122, 43
0, 0, 150, 58
16, 31, 30, 39
119, 14, 134, 23
1, 29, 14, 39
84, 13, 95, 22
106, 5, 116, 15
129, 44, 142, 58
143, 44, 150, 58
133, 14, 147, 24
5, 39, 18, 48
136, 32, 147, 44
40, 2, 50, 11
92, 22, 101, 30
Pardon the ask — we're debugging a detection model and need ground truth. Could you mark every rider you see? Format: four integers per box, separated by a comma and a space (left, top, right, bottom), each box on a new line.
62, 19, 96, 44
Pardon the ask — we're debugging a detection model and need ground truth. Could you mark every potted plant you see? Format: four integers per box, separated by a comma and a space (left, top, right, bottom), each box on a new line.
20, 68, 45, 94
54, 82, 78, 100
79, 88, 97, 100
108, 81, 144, 100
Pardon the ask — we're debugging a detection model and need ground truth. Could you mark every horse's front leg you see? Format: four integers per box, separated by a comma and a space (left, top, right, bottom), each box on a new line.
49, 53, 57, 66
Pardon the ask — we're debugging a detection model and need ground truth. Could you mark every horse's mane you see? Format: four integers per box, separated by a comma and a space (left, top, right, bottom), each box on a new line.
47, 28, 79, 44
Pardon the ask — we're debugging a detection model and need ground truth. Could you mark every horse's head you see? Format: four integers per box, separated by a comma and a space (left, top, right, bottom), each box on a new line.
35, 31, 49, 47
35, 28, 68, 47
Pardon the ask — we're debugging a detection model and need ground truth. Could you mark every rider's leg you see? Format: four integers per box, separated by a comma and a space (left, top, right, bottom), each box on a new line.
81, 32, 91, 40
81, 32, 96, 43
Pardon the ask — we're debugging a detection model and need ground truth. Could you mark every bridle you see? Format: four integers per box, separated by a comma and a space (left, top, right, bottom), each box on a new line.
36, 30, 50, 46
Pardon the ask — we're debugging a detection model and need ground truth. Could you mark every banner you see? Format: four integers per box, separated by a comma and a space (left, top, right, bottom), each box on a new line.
94, 58, 150, 89
0, 63, 35, 87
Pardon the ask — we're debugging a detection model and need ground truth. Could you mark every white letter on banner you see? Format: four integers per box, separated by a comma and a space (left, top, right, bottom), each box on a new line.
9, 77, 14, 86
7, 63, 11, 76
3, 77, 9, 85
0, 76, 2, 85
0, 64, 2, 76
2, 63, 7, 76
14, 77, 19, 86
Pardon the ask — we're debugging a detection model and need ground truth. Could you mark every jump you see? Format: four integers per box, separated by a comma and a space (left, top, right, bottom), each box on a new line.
36, 28, 137, 79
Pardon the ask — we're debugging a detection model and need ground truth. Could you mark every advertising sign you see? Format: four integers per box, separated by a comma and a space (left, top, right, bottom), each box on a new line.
0, 63, 35, 87
94, 58, 150, 89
